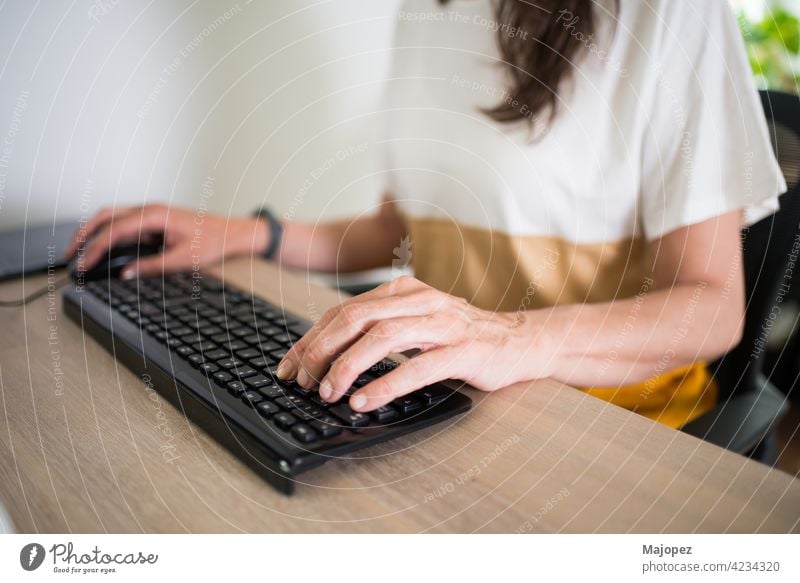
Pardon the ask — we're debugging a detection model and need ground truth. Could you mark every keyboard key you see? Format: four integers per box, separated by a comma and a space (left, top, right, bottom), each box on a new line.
179, 317, 203, 329
289, 381, 312, 394
300, 404, 323, 417
162, 297, 193, 310
170, 306, 191, 317
274, 397, 294, 410
165, 318, 185, 329
243, 334, 263, 345
419, 386, 452, 406
310, 392, 331, 407
199, 363, 219, 375
218, 317, 242, 330
252, 341, 283, 353
244, 375, 271, 389
249, 356, 276, 369
292, 409, 317, 422
226, 381, 246, 395
286, 322, 307, 334
291, 424, 317, 443
241, 391, 263, 405
176, 345, 195, 357
231, 365, 257, 379
258, 325, 283, 337
263, 364, 282, 378
188, 354, 205, 367
256, 400, 280, 417
392, 396, 422, 415
192, 341, 217, 353
235, 348, 261, 360
231, 326, 255, 338
139, 304, 161, 316
212, 371, 233, 384
204, 349, 229, 360
220, 340, 247, 352
168, 326, 193, 337
273, 412, 297, 430
310, 417, 343, 438
371, 405, 398, 423
329, 404, 370, 427
285, 393, 309, 407
258, 384, 285, 399
180, 333, 204, 345
217, 357, 244, 369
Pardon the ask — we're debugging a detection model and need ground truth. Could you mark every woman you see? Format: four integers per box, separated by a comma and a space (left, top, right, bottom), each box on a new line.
66, 0, 785, 428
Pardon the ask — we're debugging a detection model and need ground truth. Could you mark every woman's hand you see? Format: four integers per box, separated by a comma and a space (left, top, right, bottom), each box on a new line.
276, 275, 554, 412
65, 204, 269, 278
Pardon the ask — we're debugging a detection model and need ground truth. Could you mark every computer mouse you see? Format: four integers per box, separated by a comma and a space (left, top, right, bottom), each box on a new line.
69, 240, 163, 281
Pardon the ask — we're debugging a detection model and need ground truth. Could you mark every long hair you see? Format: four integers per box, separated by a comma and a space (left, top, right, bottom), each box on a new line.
440, 0, 611, 128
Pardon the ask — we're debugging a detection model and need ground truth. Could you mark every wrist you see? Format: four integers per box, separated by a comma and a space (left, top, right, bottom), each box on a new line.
226, 216, 269, 258
506, 307, 563, 380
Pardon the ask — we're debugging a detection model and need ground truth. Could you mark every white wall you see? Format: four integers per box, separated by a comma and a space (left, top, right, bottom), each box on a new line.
0, 0, 400, 229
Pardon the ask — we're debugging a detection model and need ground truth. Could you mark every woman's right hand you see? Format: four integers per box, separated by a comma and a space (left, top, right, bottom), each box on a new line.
64, 204, 269, 279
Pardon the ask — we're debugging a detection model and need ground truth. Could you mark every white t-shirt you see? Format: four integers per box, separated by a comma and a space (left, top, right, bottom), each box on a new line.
383, 0, 786, 311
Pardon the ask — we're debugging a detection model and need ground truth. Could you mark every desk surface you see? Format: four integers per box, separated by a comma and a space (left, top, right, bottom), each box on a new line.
0, 259, 798, 533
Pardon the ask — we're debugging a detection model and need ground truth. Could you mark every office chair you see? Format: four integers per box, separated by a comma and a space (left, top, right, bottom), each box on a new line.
681, 89, 800, 464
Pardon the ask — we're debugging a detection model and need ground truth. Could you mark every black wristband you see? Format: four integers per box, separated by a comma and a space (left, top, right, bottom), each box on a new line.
252, 207, 284, 260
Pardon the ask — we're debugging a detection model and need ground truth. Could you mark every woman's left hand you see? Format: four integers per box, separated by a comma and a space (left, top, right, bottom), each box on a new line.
276, 275, 552, 412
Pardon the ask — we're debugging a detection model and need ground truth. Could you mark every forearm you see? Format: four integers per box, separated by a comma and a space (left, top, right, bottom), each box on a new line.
274, 200, 407, 273
520, 282, 744, 387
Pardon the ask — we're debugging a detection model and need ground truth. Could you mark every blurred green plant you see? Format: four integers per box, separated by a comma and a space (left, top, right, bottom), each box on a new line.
738, 3, 800, 93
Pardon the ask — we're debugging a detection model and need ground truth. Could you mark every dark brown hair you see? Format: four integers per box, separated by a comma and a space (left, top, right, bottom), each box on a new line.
440, 0, 606, 128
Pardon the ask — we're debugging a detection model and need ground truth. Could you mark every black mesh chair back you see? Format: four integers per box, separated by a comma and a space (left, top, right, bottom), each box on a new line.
683, 90, 799, 458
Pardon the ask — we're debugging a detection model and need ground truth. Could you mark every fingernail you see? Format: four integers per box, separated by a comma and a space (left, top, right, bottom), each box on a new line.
276, 360, 295, 379
296, 369, 311, 388
319, 379, 333, 401
350, 393, 367, 411
121, 269, 135, 280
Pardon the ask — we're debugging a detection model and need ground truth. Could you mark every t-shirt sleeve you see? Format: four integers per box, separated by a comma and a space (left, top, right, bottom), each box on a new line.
639, 0, 786, 241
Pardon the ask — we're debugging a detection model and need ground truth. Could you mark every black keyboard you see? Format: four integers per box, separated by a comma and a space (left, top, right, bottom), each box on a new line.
62, 272, 472, 494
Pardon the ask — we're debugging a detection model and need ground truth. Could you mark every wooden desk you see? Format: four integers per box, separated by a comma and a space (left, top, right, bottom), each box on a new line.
1, 259, 798, 533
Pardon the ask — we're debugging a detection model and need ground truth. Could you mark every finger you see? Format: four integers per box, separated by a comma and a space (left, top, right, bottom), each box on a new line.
278, 278, 433, 385
120, 247, 191, 279
319, 316, 444, 402
64, 206, 135, 257
276, 303, 342, 382
348, 348, 457, 412
296, 297, 442, 390
80, 208, 167, 271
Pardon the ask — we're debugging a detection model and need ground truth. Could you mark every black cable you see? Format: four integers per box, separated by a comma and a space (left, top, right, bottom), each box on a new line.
0, 276, 71, 307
